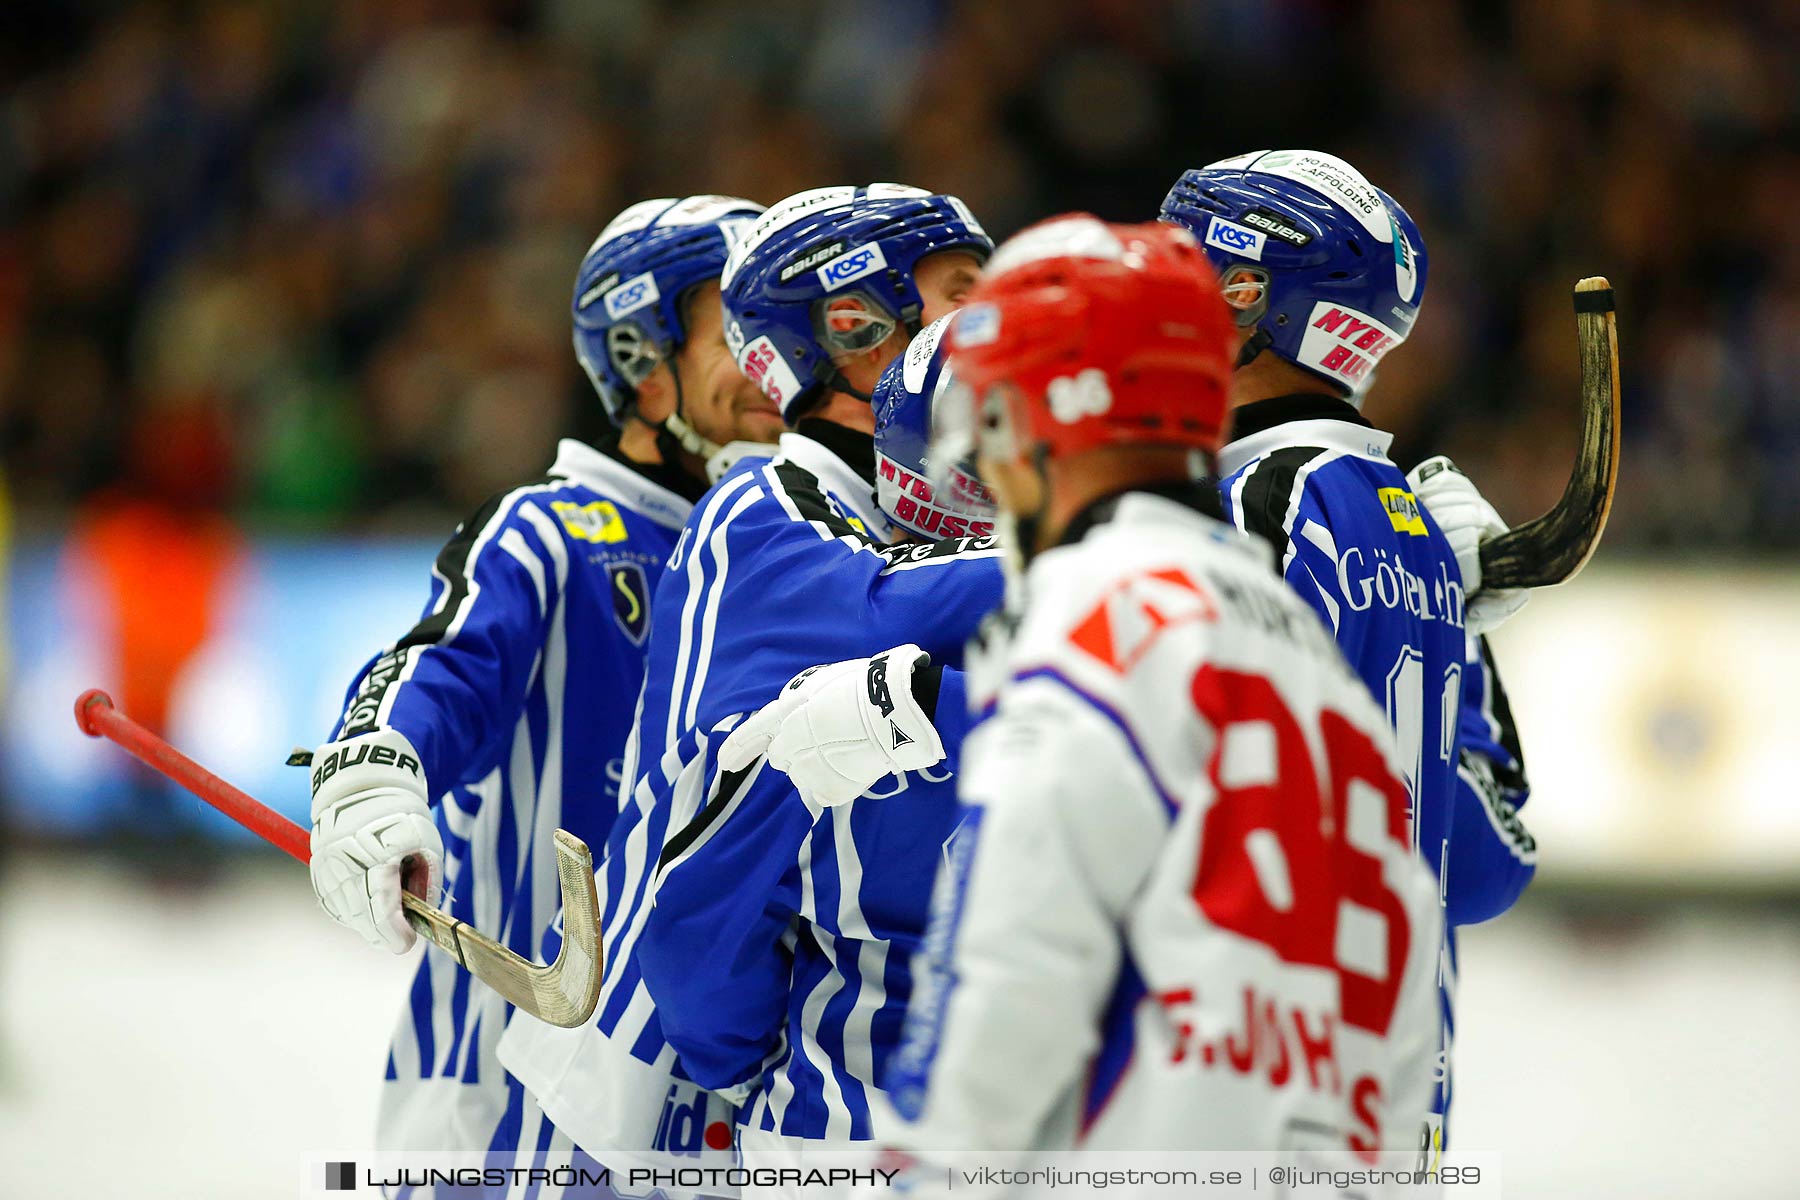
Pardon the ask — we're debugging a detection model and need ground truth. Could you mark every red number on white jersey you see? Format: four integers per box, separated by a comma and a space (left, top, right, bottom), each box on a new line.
1189, 666, 1414, 1036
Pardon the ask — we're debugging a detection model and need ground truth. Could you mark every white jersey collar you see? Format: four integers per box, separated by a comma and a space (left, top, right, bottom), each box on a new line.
774, 430, 894, 540
548, 438, 693, 531
1104, 491, 1275, 571
1217, 418, 1394, 478
1031, 490, 1274, 593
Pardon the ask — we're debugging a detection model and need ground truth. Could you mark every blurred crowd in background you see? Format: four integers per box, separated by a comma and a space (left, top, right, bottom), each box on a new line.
6, 12, 1796, 1194
1, 0, 1795, 542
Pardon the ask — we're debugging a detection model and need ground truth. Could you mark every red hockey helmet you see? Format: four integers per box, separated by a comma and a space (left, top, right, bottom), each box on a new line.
942, 215, 1235, 468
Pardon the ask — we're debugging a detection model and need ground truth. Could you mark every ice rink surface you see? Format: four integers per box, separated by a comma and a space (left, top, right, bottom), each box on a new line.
3, 857, 1797, 1199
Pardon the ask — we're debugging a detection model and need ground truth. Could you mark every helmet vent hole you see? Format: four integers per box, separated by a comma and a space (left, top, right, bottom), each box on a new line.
1327, 271, 1350, 280
1346, 240, 1363, 257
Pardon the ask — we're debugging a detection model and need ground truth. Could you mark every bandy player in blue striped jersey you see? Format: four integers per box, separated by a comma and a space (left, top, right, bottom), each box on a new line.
1159, 150, 1538, 1155
304, 194, 775, 1163
873, 215, 1443, 1190
492, 185, 1005, 1190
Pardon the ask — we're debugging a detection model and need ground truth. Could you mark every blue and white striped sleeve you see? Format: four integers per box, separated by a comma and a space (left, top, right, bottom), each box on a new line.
637, 762, 812, 1094
331, 484, 569, 797
1444, 634, 1536, 926
633, 463, 999, 1095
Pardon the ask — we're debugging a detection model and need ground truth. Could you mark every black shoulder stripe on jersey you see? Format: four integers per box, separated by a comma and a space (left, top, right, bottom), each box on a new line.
341, 479, 551, 737
656, 763, 753, 876
877, 532, 1000, 569
769, 460, 879, 547
1233, 446, 1330, 568
1475, 635, 1529, 791
403, 491, 510, 648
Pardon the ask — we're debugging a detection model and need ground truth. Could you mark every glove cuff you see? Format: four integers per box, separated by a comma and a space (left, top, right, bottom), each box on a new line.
867, 646, 944, 770
311, 727, 429, 815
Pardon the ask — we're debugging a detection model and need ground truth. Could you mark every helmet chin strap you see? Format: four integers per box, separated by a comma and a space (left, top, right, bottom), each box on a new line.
827, 364, 874, 403
898, 297, 923, 340
659, 411, 722, 460
659, 365, 721, 457
652, 367, 776, 484
1236, 328, 1274, 369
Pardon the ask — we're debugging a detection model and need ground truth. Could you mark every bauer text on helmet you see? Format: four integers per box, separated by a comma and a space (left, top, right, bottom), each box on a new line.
1159, 150, 1427, 401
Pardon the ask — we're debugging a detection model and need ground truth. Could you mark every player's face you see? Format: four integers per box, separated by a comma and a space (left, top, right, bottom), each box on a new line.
914, 251, 984, 326
971, 384, 1042, 521
674, 282, 784, 446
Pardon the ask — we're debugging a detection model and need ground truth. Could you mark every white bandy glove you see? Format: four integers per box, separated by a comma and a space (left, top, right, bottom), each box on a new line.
1407, 455, 1529, 636
309, 727, 443, 954
717, 645, 947, 809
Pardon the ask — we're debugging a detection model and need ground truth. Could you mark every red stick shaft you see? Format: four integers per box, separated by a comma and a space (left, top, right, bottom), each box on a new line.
74, 689, 311, 863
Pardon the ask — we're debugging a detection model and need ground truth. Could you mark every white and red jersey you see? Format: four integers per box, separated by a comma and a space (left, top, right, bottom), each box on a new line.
882, 490, 1443, 1169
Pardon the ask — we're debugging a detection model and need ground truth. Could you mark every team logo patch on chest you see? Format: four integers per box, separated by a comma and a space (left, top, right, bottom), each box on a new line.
608, 561, 650, 644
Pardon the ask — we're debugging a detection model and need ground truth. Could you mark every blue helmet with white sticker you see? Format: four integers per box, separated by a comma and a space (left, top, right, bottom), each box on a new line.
1159, 150, 1427, 398
872, 314, 998, 541
573, 195, 764, 424
719, 184, 993, 421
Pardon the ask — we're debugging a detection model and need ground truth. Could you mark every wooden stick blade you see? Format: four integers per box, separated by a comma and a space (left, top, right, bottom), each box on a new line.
76, 687, 603, 1028
1476, 276, 1622, 590
402, 830, 602, 1028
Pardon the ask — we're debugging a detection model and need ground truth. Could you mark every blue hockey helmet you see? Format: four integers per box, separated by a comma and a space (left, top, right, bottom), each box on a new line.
572, 195, 765, 424
872, 313, 997, 541
1159, 150, 1427, 399
719, 184, 993, 421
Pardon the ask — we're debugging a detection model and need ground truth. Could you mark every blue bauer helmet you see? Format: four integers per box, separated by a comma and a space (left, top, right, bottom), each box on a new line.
719, 184, 992, 421
872, 313, 998, 541
1159, 150, 1427, 399
572, 195, 764, 426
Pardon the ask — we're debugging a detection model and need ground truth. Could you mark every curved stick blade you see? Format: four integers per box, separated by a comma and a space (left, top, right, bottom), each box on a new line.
403, 829, 602, 1028
1477, 276, 1622, 589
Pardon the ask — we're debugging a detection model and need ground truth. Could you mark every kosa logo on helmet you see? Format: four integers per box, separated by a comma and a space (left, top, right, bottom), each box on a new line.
577, 271, 621, 311
604, 271, 661, 320
1296, 302, 1403, 387
739, 334, 802, 408
1204, 216, 1266, 261
818, 242, 889, 291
